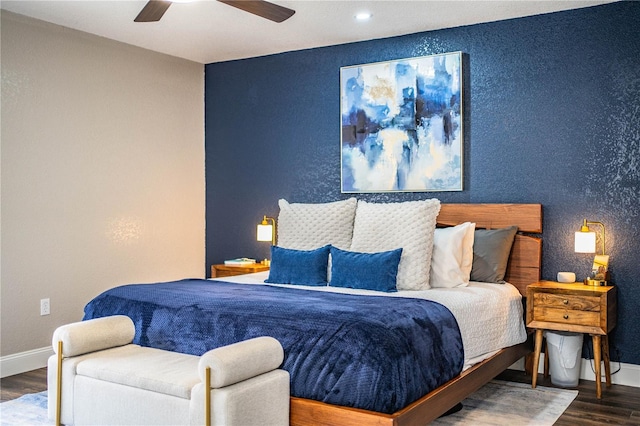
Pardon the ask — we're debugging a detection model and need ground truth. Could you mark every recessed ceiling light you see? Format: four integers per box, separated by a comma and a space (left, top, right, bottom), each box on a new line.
355, 12, 372, 22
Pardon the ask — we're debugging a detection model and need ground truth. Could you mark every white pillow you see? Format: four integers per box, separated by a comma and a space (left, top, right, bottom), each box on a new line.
430, 222, 476, 288
277, 198, 357, 250
350, 199, 441, 291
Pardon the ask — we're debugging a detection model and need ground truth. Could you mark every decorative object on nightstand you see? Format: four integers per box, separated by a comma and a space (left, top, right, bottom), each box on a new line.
224, 257, 256, 266
575, 218, 609, 286
257, 215, 277, 265
526, 280, 617, 399
556, 272, 576, 283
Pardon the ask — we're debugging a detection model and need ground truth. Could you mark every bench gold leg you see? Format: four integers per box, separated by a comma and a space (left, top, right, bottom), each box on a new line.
56, 341, 63, 426
205, 366, 211, 426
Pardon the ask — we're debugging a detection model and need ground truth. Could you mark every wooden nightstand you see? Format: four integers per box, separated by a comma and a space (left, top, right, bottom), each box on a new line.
211, 263, 270, 278
526, 280, 617, 398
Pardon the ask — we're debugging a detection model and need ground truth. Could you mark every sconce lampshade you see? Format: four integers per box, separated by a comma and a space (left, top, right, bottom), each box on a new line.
257, 223, 273, 242
574, 230, 596, 253
257, 216, 276, 246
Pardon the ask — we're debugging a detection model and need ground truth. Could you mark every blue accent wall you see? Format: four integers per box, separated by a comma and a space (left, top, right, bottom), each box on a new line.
205, 1, 640, 365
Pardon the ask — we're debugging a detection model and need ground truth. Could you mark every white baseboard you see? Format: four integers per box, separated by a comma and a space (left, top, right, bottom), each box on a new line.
1, 346, 53, 378
509, 354, 640, 388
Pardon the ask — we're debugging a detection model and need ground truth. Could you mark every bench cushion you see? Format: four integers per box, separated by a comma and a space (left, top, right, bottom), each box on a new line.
76, 345, 200, 399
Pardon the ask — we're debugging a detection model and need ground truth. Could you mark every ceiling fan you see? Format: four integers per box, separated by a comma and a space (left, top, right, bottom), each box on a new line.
135, 0, 295, 23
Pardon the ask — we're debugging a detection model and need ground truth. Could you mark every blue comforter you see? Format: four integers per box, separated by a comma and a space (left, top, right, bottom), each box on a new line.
83, 279, 463, 414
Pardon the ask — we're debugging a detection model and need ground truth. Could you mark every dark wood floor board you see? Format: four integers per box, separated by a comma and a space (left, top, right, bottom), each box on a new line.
0, 367, 47, 402
553, 403, 634, 426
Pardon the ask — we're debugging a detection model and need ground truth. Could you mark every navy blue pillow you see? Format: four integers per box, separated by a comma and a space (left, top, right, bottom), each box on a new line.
264, 245, 330, 286
329, 246, 403, 292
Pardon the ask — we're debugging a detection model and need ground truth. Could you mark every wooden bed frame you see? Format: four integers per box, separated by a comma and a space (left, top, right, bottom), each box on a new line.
290, 203, 542, 426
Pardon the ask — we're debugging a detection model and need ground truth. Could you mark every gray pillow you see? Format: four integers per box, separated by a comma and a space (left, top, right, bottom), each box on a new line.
470, 226, 518, 283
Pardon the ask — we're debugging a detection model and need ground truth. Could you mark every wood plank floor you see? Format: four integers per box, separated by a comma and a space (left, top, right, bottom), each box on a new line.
2, 368, 639, 424
1, 368, 48, 402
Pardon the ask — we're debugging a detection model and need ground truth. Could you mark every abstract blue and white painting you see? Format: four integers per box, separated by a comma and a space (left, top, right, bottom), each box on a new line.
341, 52, 463, 192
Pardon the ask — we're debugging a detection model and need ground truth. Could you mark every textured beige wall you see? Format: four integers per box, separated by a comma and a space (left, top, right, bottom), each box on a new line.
1, 12, 205, 357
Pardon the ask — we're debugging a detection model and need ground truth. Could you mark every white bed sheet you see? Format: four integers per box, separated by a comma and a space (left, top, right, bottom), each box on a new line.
212, 272, 527, 370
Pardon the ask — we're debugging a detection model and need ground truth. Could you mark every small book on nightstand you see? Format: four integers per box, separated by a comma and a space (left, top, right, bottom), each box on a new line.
224, 258, 256, 266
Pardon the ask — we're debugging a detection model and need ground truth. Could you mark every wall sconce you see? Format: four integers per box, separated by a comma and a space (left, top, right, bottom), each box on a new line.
257, 216, 276, 245
257, 216, 276, 265
574, 219, 609, 286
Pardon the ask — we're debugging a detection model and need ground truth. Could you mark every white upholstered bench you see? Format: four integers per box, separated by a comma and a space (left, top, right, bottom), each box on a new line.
47, 315, 290, 426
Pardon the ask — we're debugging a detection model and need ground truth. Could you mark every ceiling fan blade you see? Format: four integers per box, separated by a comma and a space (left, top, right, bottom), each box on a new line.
134, 0, 172, 22
217, 0, 295, 23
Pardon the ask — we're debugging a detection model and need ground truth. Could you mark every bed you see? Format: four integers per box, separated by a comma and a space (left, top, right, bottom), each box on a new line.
283, 202, 542, 425
84, 201, 542, 425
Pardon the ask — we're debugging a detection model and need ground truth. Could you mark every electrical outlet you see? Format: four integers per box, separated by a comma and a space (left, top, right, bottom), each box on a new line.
40, 298, 50, 316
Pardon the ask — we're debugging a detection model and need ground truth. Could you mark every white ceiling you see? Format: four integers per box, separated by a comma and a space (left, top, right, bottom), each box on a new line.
1, 0, 615, 64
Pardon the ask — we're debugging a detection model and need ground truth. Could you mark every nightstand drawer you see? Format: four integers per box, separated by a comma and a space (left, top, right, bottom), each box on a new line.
214, 269, 245, 278
533, 306, 600, 327
533, 293, 600, 311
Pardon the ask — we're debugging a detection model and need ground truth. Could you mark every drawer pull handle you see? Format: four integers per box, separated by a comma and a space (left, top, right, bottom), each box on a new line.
563, 300, 569, 305
563, 314, 569, 320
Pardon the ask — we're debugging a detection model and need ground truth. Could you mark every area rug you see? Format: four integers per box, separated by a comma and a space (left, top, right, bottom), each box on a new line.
1, 380, 577, 425
0, 391, 50, 425
432, 380, 578, 425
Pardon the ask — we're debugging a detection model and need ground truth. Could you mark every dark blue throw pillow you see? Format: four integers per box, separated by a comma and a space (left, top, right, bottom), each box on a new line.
329, 246, 403, 292
265, 245, 330, 286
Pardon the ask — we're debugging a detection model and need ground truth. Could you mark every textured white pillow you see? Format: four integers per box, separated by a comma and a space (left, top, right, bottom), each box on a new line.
350, 199, 441, 291
277, 198, 357, 250
430, 222, 476, 288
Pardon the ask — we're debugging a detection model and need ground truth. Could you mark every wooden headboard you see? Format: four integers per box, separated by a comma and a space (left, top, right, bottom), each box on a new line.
437, 203, 542, 296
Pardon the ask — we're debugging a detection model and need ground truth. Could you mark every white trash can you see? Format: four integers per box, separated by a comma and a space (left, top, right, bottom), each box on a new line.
545, 331, 583, 387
